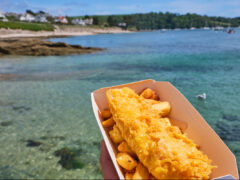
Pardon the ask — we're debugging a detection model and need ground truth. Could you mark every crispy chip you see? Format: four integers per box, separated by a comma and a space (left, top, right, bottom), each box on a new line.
107, 87, 215, 179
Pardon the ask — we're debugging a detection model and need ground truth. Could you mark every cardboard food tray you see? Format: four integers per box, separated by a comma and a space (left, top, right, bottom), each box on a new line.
91, 79, 239, 179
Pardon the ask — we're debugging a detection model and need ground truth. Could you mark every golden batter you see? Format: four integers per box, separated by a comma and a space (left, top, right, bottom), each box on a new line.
106, 87, 215, 179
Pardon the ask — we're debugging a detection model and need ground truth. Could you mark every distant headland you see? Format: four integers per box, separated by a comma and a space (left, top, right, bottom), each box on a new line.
0, 10, 239, 33
0, 10, 239, 56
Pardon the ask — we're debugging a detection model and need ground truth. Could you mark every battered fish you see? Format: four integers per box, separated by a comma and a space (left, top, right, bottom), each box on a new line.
106, 87, 215, 179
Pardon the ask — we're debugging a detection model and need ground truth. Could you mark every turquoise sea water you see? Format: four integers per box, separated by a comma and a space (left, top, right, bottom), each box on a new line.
0, 29, 240, 178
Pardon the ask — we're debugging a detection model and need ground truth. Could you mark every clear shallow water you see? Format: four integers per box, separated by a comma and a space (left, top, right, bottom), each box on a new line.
0, 29, 240, 178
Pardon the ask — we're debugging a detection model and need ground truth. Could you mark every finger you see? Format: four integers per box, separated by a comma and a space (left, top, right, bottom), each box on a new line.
100, 140, 119, 180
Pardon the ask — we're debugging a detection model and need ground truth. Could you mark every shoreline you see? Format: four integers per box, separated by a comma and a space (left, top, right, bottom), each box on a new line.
0, 26, 132, 39
0, 26, 131, 56
1, 26, 235, 39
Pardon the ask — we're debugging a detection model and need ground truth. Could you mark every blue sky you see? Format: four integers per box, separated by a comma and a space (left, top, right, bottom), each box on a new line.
0, 0, 239, 17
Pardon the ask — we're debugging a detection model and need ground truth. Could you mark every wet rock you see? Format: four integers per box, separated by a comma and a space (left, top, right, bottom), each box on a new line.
0, 47, 10, 54
40, 136, 49, 140
39, 143, 56, 152
0, 38, 104, 56
12, 106, 31, 112
0, 121, 13, 126
71, 44, 82, 48
216, 122, 240, 141
26, 140, 43, 147
54, 147, 84, 170
0, 100, 14, 106
40, 135, 65, 141
222, 114, 238, 121
46, 42, 69, 48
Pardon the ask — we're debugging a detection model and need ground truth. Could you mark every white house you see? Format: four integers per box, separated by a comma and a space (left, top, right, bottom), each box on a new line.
72, 19, 86, 26
19, 14, 26, 21
0, 10, 8, 22
26, 13, 35, 22
0, 10, 5, 18
35, 15, 47, 23
19, 13, 35, 22
5, 12, 18, 17
84, 18, 93, 25
54, 16, 68, 24
72, 18, 93, 26
118, 22, 127, 27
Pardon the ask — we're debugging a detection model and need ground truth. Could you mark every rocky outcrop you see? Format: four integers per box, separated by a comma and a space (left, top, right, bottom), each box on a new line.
0, 38, 104, 56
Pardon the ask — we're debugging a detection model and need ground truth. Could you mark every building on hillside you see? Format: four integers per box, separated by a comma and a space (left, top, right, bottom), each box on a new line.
84, 18, 93, 25
0, 10, 5, 18
118, 22, 127, 27
35, 14, 47, 23
0, 10, 8, 22
54, 16, 68, 24
71, 18, 93, 26
19, 14, 26, 21
5, 12, 18, 21
5, 12, 19, 17
19, 13, 35, 22
118, 22, 127, 29
72, 19, 86, 26
34, 11, 51, 23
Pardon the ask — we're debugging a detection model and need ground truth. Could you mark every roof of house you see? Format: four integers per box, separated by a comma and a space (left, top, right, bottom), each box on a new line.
58, 16, 65, 20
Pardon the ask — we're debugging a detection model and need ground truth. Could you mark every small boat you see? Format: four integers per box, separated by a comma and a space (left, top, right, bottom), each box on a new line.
227, 29, 235, 34
213, 26, 224, 31
203, 27, 210, 30
203, 21, 210, 30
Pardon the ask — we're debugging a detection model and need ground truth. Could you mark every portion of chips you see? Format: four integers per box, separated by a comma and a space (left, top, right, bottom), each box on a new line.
104, 87, 215, 179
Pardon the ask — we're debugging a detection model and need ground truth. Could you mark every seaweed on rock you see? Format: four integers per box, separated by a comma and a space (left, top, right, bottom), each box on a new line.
222, 114, 239, 121
0, 121, 13, 126
216, 121, 240, 141
54, 147, 84, 170
26, 140, 43, 147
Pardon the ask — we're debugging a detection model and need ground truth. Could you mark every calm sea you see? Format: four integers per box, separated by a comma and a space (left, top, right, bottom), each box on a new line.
0, 29, 239, 178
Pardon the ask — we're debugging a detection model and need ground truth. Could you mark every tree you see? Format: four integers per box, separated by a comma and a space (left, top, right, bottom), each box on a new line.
93, 16, 99, 25
86, 12, 240, 30
107, 16, 114, 26
107, 16, 122, 26
84, 15, 90, 19
38, 10, 46, 14
26, 9, 35, 15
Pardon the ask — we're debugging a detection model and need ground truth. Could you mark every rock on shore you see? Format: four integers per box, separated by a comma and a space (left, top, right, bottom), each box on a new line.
0, 38, 104, 56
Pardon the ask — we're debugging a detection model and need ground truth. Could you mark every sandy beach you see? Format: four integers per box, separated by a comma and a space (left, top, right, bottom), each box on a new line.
0, 26, 130, 56
0, 26, 132, 39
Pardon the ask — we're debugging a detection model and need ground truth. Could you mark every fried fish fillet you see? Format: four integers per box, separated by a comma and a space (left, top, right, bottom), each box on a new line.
106, 87, 215, 179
